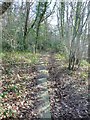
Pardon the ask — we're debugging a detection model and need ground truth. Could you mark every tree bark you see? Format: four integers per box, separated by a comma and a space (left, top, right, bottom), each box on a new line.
68, 2, 82, 70
88, 1, 90, 114
23, 2, 31, 50
88, 1, 90, 64
34, 2, 48, 53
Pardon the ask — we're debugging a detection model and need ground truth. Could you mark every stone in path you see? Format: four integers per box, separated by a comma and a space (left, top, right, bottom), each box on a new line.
36, 55, 51, 119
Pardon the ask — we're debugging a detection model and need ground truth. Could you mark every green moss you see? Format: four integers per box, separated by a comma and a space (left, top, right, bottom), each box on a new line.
80, 72, 88, 79
80, 60, 90, 67
0, 52, 5, 58
2, 52, 40, 64
55, 54, 65, 60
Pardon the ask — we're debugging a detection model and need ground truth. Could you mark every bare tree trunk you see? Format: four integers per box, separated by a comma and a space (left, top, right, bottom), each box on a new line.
68, 2, 82, 70
34, 2, 48, 53
68, 50, 75, 70
88, 1, 90, 64
23, 2, 30, 50
88, 1, 90, 114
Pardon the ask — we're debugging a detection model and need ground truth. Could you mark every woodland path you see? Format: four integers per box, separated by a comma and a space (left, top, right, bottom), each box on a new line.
48, 53, 89, 119
34, 54, 51, 119
1, 53, 89, 120
1, 53, 52, 120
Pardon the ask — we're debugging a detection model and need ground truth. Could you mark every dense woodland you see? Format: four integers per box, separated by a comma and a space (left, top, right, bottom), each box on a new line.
0, 0, 90, 119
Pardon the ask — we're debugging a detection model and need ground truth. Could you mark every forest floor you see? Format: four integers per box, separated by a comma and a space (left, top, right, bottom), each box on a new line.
0, 52, 89, 120
48, 53, 89, 119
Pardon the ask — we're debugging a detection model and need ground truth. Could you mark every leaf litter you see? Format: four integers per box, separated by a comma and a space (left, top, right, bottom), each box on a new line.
0, 53, 90, 119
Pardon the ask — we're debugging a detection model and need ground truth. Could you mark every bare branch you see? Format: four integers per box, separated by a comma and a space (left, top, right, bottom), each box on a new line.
0, 1, 13, 15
